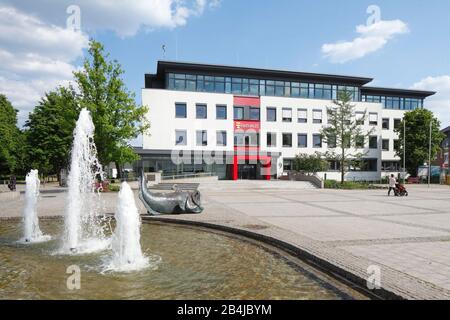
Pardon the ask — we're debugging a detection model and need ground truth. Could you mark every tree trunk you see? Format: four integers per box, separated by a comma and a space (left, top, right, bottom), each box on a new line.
115, 162, 122, 180
341, 147, 345, 185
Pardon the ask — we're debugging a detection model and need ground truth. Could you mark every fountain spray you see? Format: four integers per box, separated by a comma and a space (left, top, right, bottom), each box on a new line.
22, 170, 50, 243
109, 181, 149, 272
63, 108, 105, 253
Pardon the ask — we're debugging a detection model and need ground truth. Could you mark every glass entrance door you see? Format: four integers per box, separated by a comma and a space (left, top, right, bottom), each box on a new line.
238, 163, 257, 180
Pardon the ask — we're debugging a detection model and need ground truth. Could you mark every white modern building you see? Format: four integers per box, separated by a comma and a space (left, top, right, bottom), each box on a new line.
137, 61, 435, 181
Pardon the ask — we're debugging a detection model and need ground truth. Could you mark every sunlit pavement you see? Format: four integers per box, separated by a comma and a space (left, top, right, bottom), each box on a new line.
1, 181, 450, 299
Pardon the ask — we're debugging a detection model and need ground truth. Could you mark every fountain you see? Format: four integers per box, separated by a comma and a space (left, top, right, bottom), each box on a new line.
107, 181, 149, 272
0, 108, 366, 300
63, 108, 107, 254
21, 169, 50, 243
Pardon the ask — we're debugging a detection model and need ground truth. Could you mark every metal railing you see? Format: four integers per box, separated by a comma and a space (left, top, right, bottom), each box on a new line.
162, 172, 215, 181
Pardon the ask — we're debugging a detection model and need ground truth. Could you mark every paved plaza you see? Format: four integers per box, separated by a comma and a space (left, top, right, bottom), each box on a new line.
1, 180, 450, 299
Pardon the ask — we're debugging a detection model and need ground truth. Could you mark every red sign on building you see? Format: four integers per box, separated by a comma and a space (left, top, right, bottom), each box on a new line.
234, 121, 260, 131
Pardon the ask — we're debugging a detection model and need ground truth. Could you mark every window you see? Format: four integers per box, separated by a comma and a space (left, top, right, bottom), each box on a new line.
283, 159, 293, 171
267, 132, 276, 147
313, 110, 322, 124
327, 109, 335, 124
175, 103, 187, 118
355, 112, 365, 125
394, 139, 400, 152
382, 139, 390, 151
235, 132, 259, 147
216, 105, 227, 120
313, 134, 322, 148
297, 109, 307, 123
282, 108, 292, 122
298, 134, 307, 148
234, 107, 244, 120
250, 107, 260, 121
216, 131, 227, 146
327, 135, 336, 148
355, 135, 365, 149
267, 107, 277, 122
382, 161, 400, 172
328, 160, 340, 171
369, 136, 378, 149
196, 104, 207, 119
382, 118, 390, 130
282, 133, 292, 147
343, 135, 351, 148
196, 130, 207, 146
359, 159, 378, 172
175, 130, 187, 146
369, 113, 378, 126
394, 119, 402, 130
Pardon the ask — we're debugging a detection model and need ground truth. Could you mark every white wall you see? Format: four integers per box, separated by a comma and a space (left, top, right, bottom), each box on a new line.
260, 96, 386, 180
380, 109, 405, 161
142, 89, 234, 152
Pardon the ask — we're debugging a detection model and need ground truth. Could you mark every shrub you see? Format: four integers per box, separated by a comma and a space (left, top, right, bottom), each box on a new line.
108, 183, 120, 192
324, 180, 374, 190
293, 152, 328, 174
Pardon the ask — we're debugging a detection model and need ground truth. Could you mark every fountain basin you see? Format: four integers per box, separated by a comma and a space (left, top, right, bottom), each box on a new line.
0, 218, 367, 300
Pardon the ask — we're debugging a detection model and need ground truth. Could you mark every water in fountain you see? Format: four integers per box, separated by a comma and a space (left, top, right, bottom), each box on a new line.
21, 170, 51, 243
106, 181, 150, 272
63, 108, 107, 254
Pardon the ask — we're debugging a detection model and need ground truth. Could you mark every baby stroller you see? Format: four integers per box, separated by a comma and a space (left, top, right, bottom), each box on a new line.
395, 183, 408, 197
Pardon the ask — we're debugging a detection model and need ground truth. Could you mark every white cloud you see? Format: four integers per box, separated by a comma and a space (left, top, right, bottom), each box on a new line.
412, 76, 450, 128
322, 20, 409, 63
0, 6, 88, 126
3, 0, 221, 37
0, 1, 219, 126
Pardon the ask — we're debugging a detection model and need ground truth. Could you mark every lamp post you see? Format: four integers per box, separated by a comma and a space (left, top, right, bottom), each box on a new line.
428, 119, 432, 188
403, 119, 406, 184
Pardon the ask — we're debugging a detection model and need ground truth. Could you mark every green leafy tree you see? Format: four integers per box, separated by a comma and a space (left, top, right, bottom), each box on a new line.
395, 108, 444, 177
24, 87, 80, 181
0, 94, 23, 176
293, 152, 328, 174
73, 40, 150, 177
320, 91, 374, 184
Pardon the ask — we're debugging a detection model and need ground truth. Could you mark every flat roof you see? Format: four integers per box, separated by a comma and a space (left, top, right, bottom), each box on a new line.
146, 61, 436, 99
152, 60, 374, 86
361, 86, 436, 99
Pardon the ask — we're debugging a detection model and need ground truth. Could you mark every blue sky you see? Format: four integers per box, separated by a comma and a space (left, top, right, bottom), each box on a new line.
1, 0, 450, 132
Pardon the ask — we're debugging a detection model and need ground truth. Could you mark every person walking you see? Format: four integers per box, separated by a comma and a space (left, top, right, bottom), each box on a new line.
8, 175, 16, 191
388, 174, 397, 196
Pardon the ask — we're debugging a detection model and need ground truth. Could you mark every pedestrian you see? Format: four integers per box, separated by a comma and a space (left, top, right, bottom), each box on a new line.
8, 175, 16, 191
388, 174, 397, 196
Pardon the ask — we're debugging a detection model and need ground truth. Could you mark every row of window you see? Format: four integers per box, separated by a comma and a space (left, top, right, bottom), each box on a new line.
382, 161, 401, 172
382, 139, 400, 152
176, 103, 229, 120
267, 107, 380, 126
362, 95, 423, 110
175, 104, 404, 138
167, 73, 425, 110
174, 128, 401, 153
175, 130, 228, 147
382, 118, 402, 130
167, 73, 360, 101
283, 159, 378, 172
176, 103, 382, 126
272, 133, 380, 149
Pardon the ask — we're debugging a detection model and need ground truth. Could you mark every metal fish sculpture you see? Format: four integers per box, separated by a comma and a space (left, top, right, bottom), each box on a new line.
138, 171, 204, 215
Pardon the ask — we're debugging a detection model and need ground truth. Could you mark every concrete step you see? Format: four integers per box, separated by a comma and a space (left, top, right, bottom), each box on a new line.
147, 183, 200, 191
